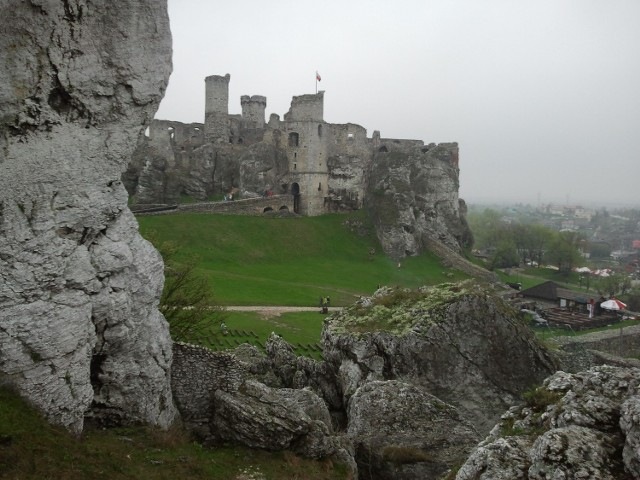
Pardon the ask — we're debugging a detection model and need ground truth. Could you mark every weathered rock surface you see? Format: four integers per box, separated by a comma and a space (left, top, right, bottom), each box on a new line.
323, 282, 558, 434
0, 0, 176, 432
366, 144, 472, 258
347, 380, 480, 479
238, 143, 290, 197
456, 366, 640, 479
212, 379, 351, 461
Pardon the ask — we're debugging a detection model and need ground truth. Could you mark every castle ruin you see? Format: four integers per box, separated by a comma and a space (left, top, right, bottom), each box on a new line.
125, 73, 472, 256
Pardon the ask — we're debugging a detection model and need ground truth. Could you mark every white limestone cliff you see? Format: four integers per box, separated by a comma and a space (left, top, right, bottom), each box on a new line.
0, 0, 176, 432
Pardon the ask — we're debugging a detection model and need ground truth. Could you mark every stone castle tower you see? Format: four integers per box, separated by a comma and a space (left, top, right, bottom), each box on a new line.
241, 95, 267, 129
281, 92, 329, 216
204, 74, 230, 143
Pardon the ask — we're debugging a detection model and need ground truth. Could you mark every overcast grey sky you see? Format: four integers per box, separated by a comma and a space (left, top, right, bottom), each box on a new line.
156, 0, 640, 207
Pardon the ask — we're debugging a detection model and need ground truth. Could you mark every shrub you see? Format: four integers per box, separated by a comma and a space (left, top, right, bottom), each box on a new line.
522, 386, 562, 412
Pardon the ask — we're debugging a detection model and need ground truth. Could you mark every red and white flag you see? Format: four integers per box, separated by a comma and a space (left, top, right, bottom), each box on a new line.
316, 71, 321, 81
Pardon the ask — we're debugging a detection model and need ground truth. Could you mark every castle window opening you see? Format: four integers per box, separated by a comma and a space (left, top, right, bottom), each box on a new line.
167, 126, 175, 140
294, 152, 297, 158
347, 133, 354, 141
379, 146, 388, 152
263, 207, 273, 213
318, 182, 322, 191
238, 138, 244, 144
318, 124, 323, 137
294, 163, 297, 170
288, 132, 299, 147
144, 126, 150, 137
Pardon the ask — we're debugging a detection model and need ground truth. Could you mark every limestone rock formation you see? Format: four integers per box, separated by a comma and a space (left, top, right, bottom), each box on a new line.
366, 143, 472, 258
456, 366, 640, 479
238, 143, 290, 198
322, 282, 558, 434
347, 380, 480, 479
0, 1, 176, 432
211, 379, 352, 462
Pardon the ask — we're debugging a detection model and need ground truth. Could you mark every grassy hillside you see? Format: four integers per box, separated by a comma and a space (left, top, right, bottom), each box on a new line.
137, 211, 468, 306
0, 386, 349, 480
186, 311, 327, 359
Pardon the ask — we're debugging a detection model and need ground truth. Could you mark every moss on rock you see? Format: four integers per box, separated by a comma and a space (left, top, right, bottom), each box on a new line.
326, 280, 488, 336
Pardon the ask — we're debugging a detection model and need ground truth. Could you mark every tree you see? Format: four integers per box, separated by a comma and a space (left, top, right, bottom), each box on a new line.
489, 238, 520, 270
154, 238, 227, 344
544, 231, 582, 275
596, 273, 632, 298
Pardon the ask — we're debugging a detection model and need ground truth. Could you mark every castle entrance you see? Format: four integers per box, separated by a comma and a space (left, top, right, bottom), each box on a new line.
292, 182, 300, 214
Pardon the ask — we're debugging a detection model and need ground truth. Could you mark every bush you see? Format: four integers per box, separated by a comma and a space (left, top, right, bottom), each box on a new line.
152, 237, 227, 344
522, 386, 562, 412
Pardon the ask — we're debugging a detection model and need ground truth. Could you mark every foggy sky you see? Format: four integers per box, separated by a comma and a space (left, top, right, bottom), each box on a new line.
156, 0, 640, 207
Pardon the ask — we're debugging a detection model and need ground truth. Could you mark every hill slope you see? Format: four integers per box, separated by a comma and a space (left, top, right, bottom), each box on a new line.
137, 211, 469, 306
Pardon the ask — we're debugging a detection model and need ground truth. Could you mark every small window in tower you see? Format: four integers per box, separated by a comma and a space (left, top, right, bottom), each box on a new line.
347, 133, 354, 141
318, 182, 322, 191
294, 163, 297, 170
318, 124, 323, 137
167, 126, 175, 140
294, 152, 297, 158
288, 132, 299, 147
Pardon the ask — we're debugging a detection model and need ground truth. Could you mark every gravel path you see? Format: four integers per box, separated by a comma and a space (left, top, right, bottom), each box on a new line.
225, 305, 342, 318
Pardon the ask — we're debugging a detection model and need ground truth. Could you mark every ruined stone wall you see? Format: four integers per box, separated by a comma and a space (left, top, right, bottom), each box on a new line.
283, 92, 324, 122
171, 343, 247, 426
137, 196, 295, 217
325, 124, 372, 211
552, 325, 640, 361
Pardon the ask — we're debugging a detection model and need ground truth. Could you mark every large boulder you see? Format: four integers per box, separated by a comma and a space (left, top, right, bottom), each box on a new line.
0, 0, 176, 432
347, 380, 480, 479
323, 282, 558, 433
456, 366, 640, 479
211, 379, 353, 465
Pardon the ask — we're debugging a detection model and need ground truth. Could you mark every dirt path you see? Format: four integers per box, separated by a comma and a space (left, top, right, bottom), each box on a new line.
225, 305, 342, 319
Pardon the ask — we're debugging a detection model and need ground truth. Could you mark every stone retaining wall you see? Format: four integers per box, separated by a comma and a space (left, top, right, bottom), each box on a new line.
171, 343, 248, 424
551, 324, 640, 372
136, 195, 295, 216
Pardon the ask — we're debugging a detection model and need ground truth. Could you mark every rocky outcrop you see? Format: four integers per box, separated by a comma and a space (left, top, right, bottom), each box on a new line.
347, 380, 479, 479
323, 282, 558, 434
366, 144, 472, 259
238, 143, 290, 197
456, 366, 640, 479
211, 379, 352, 463
171, 342, 356, 474
0, 1, 176, 432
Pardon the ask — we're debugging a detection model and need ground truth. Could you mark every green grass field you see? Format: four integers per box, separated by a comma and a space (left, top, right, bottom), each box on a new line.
0, 387, 349, 480
138, 211, 468, 306
189, 311, 327, 358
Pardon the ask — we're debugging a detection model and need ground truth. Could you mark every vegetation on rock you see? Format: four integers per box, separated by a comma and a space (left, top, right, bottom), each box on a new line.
326, 280, 488, 335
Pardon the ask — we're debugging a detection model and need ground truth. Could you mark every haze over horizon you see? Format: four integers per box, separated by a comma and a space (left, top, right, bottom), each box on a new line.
156, 0, 640, 208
